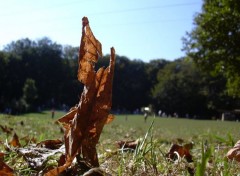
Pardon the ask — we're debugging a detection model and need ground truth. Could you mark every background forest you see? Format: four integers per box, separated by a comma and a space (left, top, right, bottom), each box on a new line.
0, 37, 239, 119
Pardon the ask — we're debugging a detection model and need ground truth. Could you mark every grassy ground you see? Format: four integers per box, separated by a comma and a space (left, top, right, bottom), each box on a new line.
103, 114, 240, 141
0, 111, 64, 141
0, 112, 240, 175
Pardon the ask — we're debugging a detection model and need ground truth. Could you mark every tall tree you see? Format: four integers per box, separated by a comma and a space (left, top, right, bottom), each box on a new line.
182, 0, 240, 97
151, 58, 209, 118
0, 51, 9, 109
145, 59, 169, 86
21, 78, 38, 111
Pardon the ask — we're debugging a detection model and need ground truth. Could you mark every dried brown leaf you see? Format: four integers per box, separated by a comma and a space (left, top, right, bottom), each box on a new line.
57, 106, 78, 125
116, 140, 139, 150
9, 133, 21, 148
226, 140, 240, 162
37, 139, 63, 150
0, 152, 14, 176
78, 16, 102, 86
0, 125, 13, 135
166, 143, 193, 162
57, 154, 66, 167
80, 48, 115, 166
47, 17, 115, 175
105, 114, 115, 124
44, 156, 72, 176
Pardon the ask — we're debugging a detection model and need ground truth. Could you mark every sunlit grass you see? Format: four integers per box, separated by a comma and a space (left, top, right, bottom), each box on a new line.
0, 111, 65, 142
102, 114, 240, 143
0, 112, 240, 175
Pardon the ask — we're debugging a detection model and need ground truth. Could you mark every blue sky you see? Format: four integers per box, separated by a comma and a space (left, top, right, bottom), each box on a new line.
0, 0, 203, 62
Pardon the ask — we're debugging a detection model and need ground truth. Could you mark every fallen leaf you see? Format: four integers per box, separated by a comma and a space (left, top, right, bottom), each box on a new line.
9, 133, 21, 148
0, 152, 14, 176
57, 154, 66, 167
226, 140, 240, 162
0, 125, 13, 135
44, 155, 72, 176
166, 143, 193, 162
116, 140, 139, 150
37, 139, 63, 150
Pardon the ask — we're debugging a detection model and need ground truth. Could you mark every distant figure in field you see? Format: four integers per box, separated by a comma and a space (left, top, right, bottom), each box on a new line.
144, 112, 148, 123
51, 108, 55, 119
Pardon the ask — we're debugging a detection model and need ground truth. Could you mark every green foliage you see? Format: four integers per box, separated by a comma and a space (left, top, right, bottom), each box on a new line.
183, 0, 240, 97
152, 58, 210, 117
22, 78, 38, 111
132, 118, 156, 173
0, 38, 81, 113
196, 142, 213, 176
0, 37, 239, 118
214, 133, 235, 147
145, 59, 169, 86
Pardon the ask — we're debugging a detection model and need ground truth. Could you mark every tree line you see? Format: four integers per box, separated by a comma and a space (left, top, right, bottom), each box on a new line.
0, 37, 239, 119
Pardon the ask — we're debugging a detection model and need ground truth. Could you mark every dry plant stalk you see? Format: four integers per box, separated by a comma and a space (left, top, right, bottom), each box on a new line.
45, 16, 115, 176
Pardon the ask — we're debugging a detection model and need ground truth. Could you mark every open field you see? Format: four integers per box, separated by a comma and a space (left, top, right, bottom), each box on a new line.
103, 114, 240, 141
0, 111, 240, 175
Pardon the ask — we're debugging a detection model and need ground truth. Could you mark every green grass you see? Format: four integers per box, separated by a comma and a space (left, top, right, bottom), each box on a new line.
0, 111, 65, 142
0, 112, 240, 175
100, 115, 240, 175
102, 114, 240, 143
